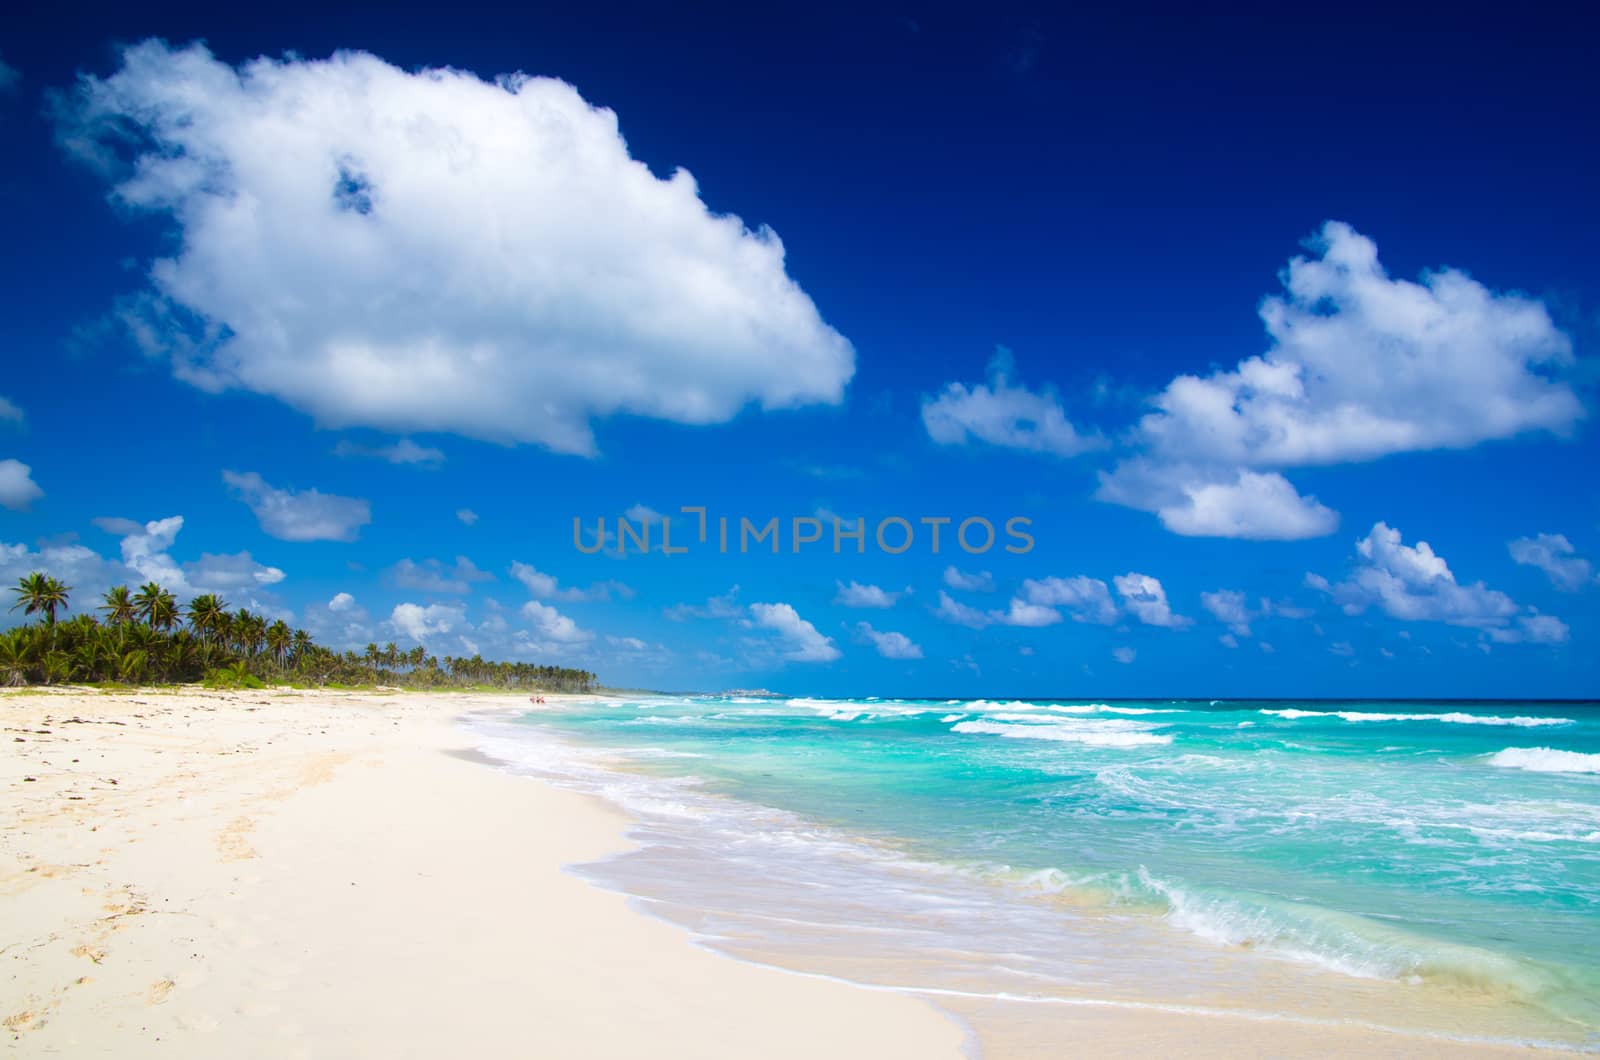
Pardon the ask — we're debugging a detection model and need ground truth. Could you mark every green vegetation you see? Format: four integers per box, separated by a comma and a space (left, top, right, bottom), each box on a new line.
3, 572, 597, 692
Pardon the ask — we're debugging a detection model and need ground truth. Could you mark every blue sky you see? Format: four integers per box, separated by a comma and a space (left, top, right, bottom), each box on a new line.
2, 4, 1597, 697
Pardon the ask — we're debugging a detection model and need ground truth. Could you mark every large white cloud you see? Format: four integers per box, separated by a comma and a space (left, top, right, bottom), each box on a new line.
60, 41, 855, 454
922, 348, 1102, 457
1099, 222, 1581, 539
223, 470, 372, 542
1312, 522, 1567, 644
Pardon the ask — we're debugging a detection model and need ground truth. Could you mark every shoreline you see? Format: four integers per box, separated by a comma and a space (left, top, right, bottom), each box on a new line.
2, 687, 1588, 1057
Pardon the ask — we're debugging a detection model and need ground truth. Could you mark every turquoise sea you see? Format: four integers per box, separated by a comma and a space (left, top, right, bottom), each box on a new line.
470, 696, 1600, 1048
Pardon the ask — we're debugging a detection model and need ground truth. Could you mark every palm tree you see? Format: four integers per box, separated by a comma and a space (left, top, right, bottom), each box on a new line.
0, 629, 34, 685
11, 572, 71, 624
132, 582, 179, 631
100, 585, 136, 625
186, 593, 228, 643
236, 610, 265, 657
266, 620, 291, 664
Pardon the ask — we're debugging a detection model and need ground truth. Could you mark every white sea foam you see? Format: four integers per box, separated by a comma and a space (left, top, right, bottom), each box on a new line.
1047, 704, 1182, 716
1484, 747, 1600, 774
1260, 709, 1572, 727
951, 719, 1173, 747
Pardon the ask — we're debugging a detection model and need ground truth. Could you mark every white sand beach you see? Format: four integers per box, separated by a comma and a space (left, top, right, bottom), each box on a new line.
1, 688, 964, 1058
0, 689, 1577, 1058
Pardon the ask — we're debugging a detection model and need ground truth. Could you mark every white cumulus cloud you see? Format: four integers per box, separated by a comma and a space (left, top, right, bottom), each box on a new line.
1311, 522, 1567, 644
59, 41, 855, 455
520, 600, 591, 643
388, 602, 465, 643
1099, 222, 1580, 539
749, 602, 840, 662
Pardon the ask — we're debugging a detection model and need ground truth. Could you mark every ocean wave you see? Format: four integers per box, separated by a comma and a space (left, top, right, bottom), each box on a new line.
1260, 709, 1572, 727
1484, 748, 1600, 774
951, 719, 1173, 747
1135, 869, 1560, 998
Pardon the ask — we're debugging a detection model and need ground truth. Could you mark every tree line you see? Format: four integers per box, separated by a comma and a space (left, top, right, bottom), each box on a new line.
3, 571, 597, 692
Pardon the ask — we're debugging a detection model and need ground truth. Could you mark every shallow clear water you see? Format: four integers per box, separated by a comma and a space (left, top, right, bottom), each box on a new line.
470, 696, 1600, 1047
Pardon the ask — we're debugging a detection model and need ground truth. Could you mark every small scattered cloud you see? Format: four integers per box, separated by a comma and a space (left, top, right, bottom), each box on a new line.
855, 622, 923, 660
1111, 646, 1136, 665
328, 591, 356, 612
666, 585, 743, 622
0, 459, 43, 511
223, 470, 371, 542
333, 437, 445, 467
834, 580, 904, 608
510, 561, 631, 603
388, 556, 495, 594
1113, 572, 1190, 628
1508, 533, 1595, 591
922, 348, 1103, 458
1200, 589, 1258, 636
1015, 576, 1118, 625
0, 396, 22, 424
183, 551, 286, 591
749, 602, 840, 662
456, 508, 479, 526
942, 566, 994, 592
933, 590, 992, 629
